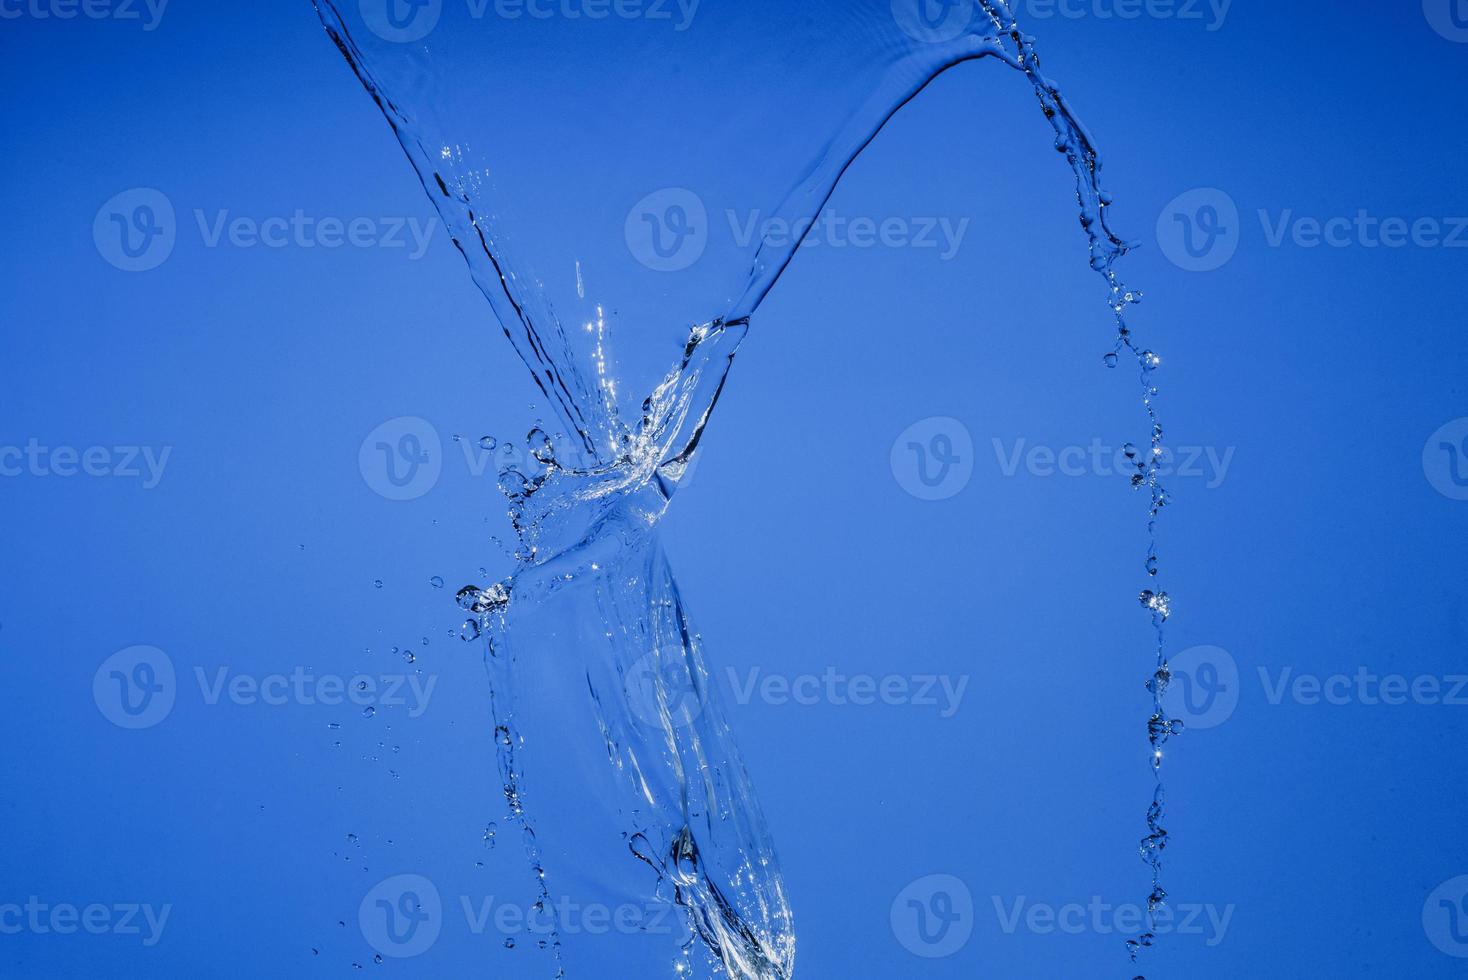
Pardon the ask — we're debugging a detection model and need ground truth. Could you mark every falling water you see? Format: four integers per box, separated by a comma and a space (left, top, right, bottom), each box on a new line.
317, 1, 1186, 975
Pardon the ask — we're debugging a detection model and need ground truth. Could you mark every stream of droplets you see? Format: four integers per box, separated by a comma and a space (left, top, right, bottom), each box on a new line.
975, 4, 1183, 975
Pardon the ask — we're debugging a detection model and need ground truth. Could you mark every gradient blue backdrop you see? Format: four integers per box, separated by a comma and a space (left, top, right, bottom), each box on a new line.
3, 2, 1467, 977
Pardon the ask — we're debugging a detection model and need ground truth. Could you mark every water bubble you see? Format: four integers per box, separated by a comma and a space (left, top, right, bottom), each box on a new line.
460, 619, 482, 642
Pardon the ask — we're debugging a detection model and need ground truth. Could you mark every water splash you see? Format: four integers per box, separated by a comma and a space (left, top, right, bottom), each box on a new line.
971, 4, 1184, 972
316, 1, 1186, 974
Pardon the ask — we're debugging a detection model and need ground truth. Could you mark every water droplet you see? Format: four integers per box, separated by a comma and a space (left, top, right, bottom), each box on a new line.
457, 583, 509, 615
1104, 352, 1119, 368
460, 619, 482, 642
480, 435, 497, 451
430, 575, 444, 589
373, 579, 383, 589
362, 706, 376, 718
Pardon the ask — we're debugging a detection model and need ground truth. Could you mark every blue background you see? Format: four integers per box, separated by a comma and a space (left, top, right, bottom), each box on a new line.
3, 1, 1467, 976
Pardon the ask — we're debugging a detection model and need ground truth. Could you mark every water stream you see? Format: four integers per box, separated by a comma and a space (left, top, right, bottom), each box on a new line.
316, 1, 1182, 975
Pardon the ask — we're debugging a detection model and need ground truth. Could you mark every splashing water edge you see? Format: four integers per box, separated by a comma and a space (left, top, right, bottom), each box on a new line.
315, 1, 1184, 975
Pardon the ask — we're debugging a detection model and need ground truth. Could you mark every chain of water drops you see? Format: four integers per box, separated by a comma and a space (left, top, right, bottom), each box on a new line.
976, 4, 1183, 976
